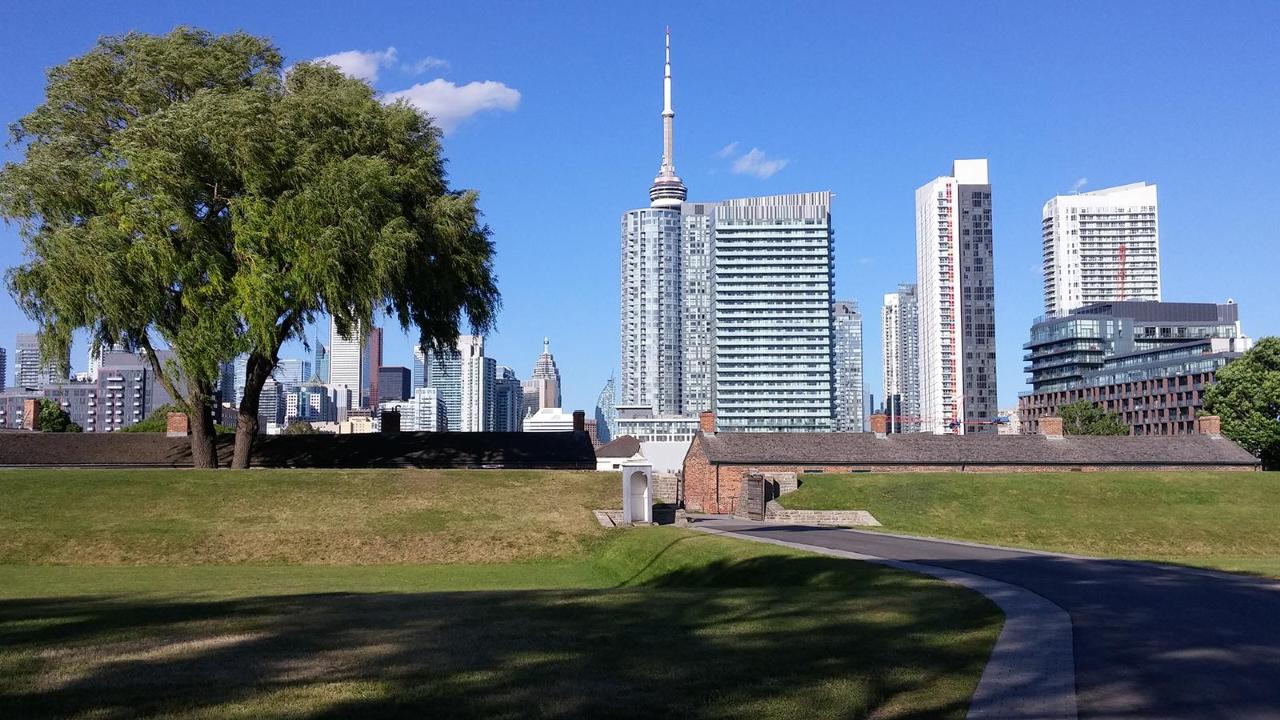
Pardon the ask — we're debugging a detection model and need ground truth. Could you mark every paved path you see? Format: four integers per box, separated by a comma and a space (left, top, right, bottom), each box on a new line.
696, 518, 1280, 720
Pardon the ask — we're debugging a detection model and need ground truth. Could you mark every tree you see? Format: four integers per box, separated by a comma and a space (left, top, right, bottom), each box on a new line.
282, 420, 320, 435
36, 399, 82, 433
3, 28, 498, 468
1203, 337, 1280, 469
1059, 399, 1129, 436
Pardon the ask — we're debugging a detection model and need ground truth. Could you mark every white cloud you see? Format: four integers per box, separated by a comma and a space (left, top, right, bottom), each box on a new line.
1070, 177, 1088, 193
310, 47, 398, 83
383, 79, 521, 134
715, 141, 739, 159
404, 56, 451, 75
731, 147, 789, 179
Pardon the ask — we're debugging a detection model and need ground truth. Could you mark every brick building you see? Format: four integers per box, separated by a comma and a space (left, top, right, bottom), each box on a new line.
681, 412, 1259, 514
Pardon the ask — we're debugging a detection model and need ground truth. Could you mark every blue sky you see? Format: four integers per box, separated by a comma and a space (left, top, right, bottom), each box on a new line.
2, 1, 1278, 413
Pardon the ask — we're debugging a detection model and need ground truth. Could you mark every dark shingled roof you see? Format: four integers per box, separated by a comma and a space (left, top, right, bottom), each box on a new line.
595, 435, 641, 459
0, 431, 596, 469
696, 432, 1261, 467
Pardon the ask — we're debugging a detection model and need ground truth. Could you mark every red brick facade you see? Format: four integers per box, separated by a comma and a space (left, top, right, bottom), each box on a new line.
165, 412, 190, 436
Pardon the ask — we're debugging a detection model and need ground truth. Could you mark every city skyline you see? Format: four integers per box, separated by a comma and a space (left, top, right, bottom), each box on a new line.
1, 3, 1277, 414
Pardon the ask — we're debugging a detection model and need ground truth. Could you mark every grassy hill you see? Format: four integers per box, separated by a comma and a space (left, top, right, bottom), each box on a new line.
783, 471, 1280, 576
0, 468, 1001, 719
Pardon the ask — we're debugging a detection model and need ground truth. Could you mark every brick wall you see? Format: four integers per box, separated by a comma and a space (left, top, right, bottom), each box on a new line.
682, 440, 1261, 508
166, 412, 189, 437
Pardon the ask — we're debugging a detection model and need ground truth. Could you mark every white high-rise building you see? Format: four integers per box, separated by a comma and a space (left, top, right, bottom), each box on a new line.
915, 160, 998, 435
620, 30, 687, 417
832, 300, 864, 432
714, 192, 836, 433
14, 332, 66, 387
327, 320, 364, 410
1042, 182, 1160, 315
458, 335, 495, 432
881, 283, 921, 433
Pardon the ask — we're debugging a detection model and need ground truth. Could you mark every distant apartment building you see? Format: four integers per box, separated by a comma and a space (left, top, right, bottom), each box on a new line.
881, 283, 920, 433
378, 366, 411, 402
0, 350, 173, 432
381, 386, 448, 432
314, 341, 329, 384
14, 332, 67, 388
713, 192, 836, 433
460, 336, 495, 432
680, 202, 718, 415
832, 300, 864, 432
0, 347, 6, 391
1019, 300, 1251, 435
1042, 182, 1159, 316
494, 365, 524, 432
916, 159, 998, 434
412, 346, 426, 391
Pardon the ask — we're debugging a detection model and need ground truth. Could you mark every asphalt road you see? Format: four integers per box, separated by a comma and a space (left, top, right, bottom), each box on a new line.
698, 519, 1280, 720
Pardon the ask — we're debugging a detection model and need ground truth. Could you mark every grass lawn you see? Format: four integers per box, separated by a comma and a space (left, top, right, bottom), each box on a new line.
0, 469, 1001, 719
782, 471, 1280, 576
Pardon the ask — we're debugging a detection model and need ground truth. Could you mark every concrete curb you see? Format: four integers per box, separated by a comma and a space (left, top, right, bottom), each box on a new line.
694, 525, 1078, 720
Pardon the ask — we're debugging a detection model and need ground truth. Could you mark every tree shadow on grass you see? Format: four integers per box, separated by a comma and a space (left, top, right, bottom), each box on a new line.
0, 557, 999, 720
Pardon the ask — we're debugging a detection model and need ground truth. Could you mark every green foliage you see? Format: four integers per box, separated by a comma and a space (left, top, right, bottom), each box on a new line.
1059, 399, 1129, 436
35, 399, 81, 433
1204, 337, 1280, 469
1, 26, 499, 465
282, 420, 320, 435
119, 403, 183, 433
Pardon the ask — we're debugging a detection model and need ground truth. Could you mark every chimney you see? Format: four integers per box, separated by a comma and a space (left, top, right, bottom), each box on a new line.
380, 409, 401, 434
572, 410, 585, 434
22, 398, 40, 431
699, 410, 716, 435
1040, 416, 1064, 440
868, 413, 889, 436
1197, 415, 1222, 437
166, 411, 190, 437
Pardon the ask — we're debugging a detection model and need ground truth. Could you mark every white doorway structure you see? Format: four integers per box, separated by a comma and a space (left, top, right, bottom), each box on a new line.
621, 461, 653, 524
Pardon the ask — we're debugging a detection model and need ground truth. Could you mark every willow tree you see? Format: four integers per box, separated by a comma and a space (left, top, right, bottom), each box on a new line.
2, 27, 498, 468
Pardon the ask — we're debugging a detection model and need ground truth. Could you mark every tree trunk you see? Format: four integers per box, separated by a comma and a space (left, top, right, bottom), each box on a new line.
188, 392, 219, 469
231, 352, 274, 469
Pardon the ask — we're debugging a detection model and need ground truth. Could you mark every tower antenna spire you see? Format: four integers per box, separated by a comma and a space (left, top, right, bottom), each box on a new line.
649, 27, 687, 208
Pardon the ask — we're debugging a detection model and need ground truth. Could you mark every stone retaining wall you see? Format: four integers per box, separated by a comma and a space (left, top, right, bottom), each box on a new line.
764, 500, 880, 527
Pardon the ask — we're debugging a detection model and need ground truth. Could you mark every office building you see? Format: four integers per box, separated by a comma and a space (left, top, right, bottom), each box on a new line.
361, 327, 383, 409
713, 192, 836, 433
412, 346, 426, 391
425, 340, 464, 432
274, 358, 312, 385
1019, 300, 1251, 435
314, 340, 329, 384
915, 159, 998, 434
882, 283, 921, 433
378, 366, 411, 402
615, 404, 700, 443
523, 407, 576, 432
620, 30, 686, 417
328, 320, 363, 410
832, 300, 864, 432
494, 365, 524, 432
460, 335, 495, 432
595, 375, 618, 443
1042, 182, 1160, 316
522, 338, 562, 422
258, 377, 283, 430
0, 348, 5, 391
